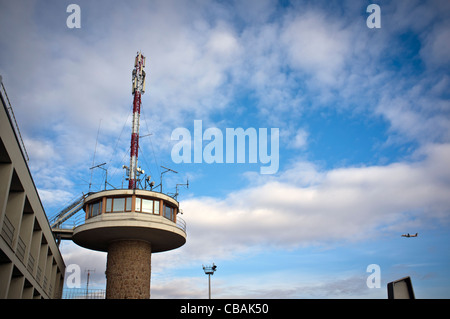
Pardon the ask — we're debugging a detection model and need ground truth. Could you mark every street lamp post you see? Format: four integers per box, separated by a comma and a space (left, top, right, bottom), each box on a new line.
202, 263, 217, 299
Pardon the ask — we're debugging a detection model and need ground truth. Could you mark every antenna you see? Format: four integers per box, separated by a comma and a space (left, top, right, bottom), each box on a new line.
139, 133, 153, 139
174, 179, 189, 200
85, 268, 95, 299
89, 120, 102, 192
143, 175, 155, 190
128, 52, 146, 189
154, 165, 178, 193
161, 165, 178, 174
90, 162, 116, 190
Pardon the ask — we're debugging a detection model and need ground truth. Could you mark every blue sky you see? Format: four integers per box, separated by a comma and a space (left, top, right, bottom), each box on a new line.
1, 0, 449, 298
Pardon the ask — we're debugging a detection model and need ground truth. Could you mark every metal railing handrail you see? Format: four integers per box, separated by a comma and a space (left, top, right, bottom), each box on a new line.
53, 210, 187, 233
176, 216, 187, 233
0, 75, 29, 162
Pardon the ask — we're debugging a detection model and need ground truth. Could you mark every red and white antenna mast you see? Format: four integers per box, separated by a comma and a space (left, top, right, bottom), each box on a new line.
127, 52, 146, 189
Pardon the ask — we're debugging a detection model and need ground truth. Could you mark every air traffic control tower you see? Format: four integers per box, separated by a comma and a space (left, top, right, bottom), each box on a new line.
51, 53, 187, 299
73, 189, 186, 299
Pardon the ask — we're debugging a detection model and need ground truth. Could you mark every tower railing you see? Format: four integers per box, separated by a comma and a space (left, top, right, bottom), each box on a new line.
52, 200, 187, 233
176, 216, 186, 233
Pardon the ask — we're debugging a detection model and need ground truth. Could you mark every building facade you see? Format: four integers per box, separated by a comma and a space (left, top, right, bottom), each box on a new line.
0, 78, 65, 299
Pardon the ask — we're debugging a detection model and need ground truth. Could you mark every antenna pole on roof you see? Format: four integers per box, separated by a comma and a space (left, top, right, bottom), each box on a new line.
127, 52, 146, 189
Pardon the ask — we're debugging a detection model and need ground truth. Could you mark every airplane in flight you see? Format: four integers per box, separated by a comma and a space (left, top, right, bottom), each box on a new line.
401, 233, 418, 238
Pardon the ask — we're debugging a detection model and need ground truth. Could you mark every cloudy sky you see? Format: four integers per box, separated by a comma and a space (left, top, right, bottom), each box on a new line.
1, 0, 450, 298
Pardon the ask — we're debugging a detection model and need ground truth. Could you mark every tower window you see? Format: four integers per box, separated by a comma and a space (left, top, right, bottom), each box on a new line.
164, 205, 175, 221
105, 197, 132, 213
135, 197, 141, 212
90, 201, 102, 217
112, 198, 125, 212
106, 198, 112, 212
125, 197, 132, 211
142, 199, 153, 213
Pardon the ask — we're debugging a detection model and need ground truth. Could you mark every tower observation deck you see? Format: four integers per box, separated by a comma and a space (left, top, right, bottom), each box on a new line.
51, 53, 187, 299
72, 189, 185, 253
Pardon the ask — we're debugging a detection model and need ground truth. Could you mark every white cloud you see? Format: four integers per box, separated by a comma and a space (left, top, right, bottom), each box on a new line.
280, 10, 351, 85
421, 22, 450, 67
376, 81, 450, 145
291, 128, 309, 149
177, 143, 450, 261
38, 188, 76, 211
59, 143, 450, 289
150, 276, 205, 299
206, 24, 242, 59
23, 137, 59, 167
150, 270, 382, 299
384, 0, 450, 69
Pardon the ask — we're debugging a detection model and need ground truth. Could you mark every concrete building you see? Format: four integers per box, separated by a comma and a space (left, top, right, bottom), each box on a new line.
60, 189, 187, 298
0, 77, 65, 299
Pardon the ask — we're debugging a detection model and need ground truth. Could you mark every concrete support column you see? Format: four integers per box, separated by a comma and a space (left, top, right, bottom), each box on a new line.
105, 240, 151, 299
